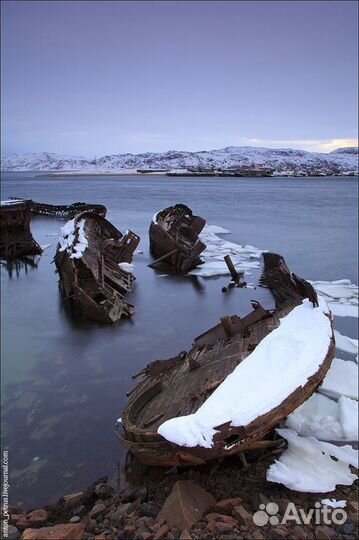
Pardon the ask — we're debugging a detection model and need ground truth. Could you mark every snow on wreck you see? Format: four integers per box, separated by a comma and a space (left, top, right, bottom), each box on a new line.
54, 211, 140, 323
117, 253, 335, 466
149, 204, 206, 273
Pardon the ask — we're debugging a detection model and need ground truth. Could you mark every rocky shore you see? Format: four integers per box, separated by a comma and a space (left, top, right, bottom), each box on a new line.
4, 453, 358, 540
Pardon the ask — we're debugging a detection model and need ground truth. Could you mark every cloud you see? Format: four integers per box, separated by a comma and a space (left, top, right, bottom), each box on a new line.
241, 137, 358, 153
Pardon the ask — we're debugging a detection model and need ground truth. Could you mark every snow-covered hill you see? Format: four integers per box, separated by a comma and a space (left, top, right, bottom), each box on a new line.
1, 146, 358, 175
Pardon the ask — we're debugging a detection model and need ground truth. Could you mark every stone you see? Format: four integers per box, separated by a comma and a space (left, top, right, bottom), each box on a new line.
157, 480, 216, 531
292, 526, 308, 539
252, 532, 264, 540
139, 503, 160, 518
341, 523, 355, 535
214, 498, 243, 515
315, 526, 336, 539
122, 486, 148, 503
89, 503, 106, 519
73, 505, 87, 517
62, 492, 84, 509
232, 505, 253, 528
211, 521, 234, 535
179, 529, 192, 540
7, 525, 20, 540
123, 525, 137, 536
110, 503, 134, 526
70, 516, 81, 523
153, 525, 170, 539
348, 500, 358, 513
271, 525, 290, 539
15, 515, 28, 530
27, 509, 48, 526
22, 523, 85, 540
142, 534, 154, 540
95, 484, 114, 499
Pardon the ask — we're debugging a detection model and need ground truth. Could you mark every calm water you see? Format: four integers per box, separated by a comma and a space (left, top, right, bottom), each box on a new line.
1, 172, 358, 508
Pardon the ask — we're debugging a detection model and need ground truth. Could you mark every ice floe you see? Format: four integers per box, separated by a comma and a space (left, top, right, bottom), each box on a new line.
158, 300, 332, 448
188, 224, 263, 278
266, 428, 358, 493
285, 392, 358, 441
334, 330, 358, 357
310, 279, 358, 319
318, 358, 358, 400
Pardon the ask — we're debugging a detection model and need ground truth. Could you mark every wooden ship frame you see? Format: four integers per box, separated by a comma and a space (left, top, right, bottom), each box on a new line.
11, 198, 107, 219
0, 199, 42, 260
54, 211, 140, 323
149, 204, 206, 273
117, 253, 335, 466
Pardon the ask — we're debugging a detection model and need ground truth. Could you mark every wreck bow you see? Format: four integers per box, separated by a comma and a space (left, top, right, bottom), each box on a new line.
54, 211, 140, 323
117, 253, 335, 466
149, 204, 206, 273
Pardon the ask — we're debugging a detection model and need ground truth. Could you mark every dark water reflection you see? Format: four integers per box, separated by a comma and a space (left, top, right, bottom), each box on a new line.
1, 172, 358, 508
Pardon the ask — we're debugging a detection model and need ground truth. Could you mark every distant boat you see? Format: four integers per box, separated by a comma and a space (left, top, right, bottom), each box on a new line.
149, 204, 206, 273
117, 253, 335, 467
54, 211, 140, 323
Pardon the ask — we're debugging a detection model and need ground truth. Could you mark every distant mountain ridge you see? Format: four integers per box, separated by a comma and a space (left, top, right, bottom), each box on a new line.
1, 146, 358, 175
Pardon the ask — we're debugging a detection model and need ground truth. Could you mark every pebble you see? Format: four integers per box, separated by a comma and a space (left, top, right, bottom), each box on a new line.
70, 516, 81, 523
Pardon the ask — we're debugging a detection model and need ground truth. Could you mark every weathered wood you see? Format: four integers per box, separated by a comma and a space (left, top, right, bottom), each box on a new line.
118, 252, 335, 466
11, 198, 107, 219
0, 200, 42, 259
224, 254, 240, 284
147, 249, 178, 268
149, 204, 206, 273
54, 211, 140, 323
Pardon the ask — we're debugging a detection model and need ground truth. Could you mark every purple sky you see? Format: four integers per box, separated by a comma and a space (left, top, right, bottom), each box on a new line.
1, 0, 358, 156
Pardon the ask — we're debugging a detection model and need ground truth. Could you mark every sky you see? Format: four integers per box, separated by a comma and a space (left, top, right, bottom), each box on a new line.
1, 0, 358, 157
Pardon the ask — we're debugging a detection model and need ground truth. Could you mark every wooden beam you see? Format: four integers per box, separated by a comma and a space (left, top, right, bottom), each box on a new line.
148, 248, 177, 268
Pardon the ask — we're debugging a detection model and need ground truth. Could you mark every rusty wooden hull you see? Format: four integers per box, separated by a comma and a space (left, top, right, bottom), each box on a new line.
11, 198, 107, 219
149, 204, 206, 273
0, 200, 42, 259
118, 253, 335, 466
54, 211, 140, 323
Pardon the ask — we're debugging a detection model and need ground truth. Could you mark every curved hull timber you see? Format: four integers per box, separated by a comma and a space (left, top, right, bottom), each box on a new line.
149, 204, 206, 273
11, 198, 107, 219
54, 211, 140, 323
118, 253, 335, 466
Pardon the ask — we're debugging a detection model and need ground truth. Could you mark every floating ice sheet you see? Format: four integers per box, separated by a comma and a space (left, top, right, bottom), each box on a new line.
188, 224, 263, 278
319, 358, 358, 401
310, 279, 358, 319
266, 428, 358, 493
285, 392, 358, 441
334, 330, 358, 356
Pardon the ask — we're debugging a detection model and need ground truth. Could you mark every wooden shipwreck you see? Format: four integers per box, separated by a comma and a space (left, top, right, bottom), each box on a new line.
117, 253, 335, 466
149, 204, 206, 273
0, 199, 42, 259
11, 198, 107, 219
54, 211, 140, 323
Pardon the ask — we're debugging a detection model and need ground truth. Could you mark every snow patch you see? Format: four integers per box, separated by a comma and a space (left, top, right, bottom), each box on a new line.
321, 499, 347, 508
58, 218, 88, 259
118, 262, 134, 274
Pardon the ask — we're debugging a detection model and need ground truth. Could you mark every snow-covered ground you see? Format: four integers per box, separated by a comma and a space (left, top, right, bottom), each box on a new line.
1, 146, 358, 175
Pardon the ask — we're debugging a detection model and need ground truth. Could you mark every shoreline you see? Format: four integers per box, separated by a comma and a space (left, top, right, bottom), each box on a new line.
4, 454, 358, 540
1, 171, 358, 179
